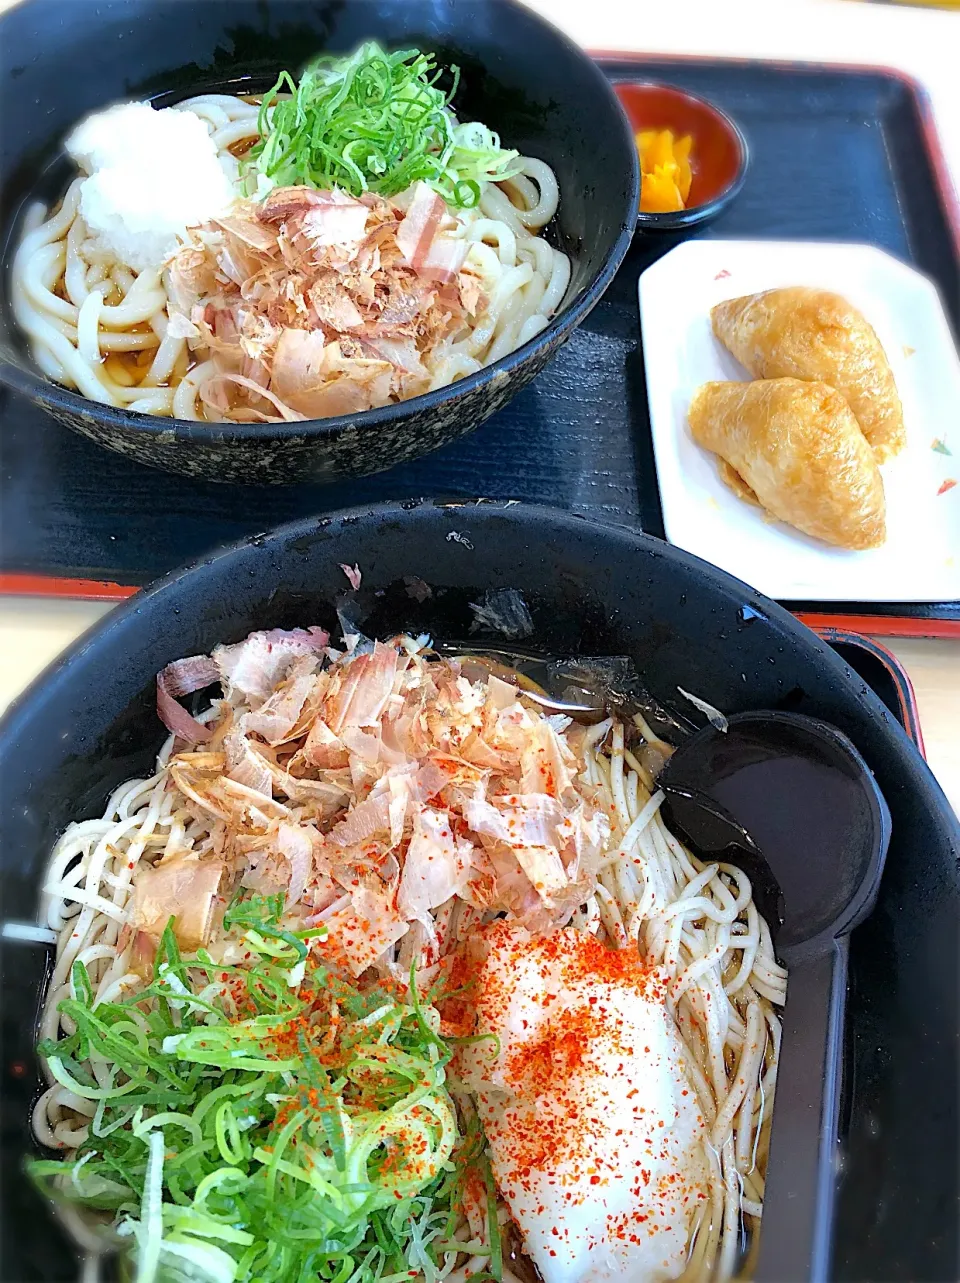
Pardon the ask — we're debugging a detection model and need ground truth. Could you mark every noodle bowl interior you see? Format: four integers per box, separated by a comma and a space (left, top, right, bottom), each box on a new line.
12, 44, 571, 424
33, 625, 786, 1283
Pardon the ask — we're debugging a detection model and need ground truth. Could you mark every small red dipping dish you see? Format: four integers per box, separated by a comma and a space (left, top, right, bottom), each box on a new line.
614, 81, 748, 231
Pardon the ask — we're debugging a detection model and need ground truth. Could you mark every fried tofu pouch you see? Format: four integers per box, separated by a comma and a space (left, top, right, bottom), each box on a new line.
688, 378, 887, 549
710, 287, 905, 462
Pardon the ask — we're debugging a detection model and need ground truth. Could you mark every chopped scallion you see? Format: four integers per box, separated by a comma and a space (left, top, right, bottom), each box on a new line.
246, 42, 523, 208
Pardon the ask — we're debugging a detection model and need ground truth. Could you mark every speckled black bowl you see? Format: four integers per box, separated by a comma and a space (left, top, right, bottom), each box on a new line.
0, 0, 638, 485
1, 501, 958, 1281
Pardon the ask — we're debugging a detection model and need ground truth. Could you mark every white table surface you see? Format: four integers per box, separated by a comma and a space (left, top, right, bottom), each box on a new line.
0, 0, 958, 816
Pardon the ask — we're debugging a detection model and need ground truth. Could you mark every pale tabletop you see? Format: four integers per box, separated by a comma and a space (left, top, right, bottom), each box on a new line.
0, 0, 958, 817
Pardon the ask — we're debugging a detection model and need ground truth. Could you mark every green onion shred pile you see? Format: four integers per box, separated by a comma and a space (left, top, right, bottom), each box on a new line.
31, 895, 502, 1283
246, 41, 523, 209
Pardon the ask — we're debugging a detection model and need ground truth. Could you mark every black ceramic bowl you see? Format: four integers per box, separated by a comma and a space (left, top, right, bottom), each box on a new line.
0, 0, 638, 485
1, 501, 958, 1282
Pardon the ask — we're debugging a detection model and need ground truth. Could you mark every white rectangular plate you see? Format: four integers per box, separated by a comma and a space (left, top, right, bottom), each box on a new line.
637, 239, 960, 602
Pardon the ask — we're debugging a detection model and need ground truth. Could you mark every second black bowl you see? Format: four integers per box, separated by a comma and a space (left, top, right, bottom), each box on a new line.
0, 501, 958, 1280
0, 0, 638, 485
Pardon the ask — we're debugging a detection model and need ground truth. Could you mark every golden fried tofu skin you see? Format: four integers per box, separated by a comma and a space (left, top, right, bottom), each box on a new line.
711, 287, 905, 462
688, 378, 887, 549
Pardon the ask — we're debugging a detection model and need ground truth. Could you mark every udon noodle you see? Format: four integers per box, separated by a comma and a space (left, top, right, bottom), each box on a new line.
12, 93, 570, 422
34, 637, 784, 1283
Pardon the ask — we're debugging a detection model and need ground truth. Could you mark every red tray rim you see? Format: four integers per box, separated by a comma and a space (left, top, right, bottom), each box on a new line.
2, 573, 958, 640
2, 51, 958, 638
810, 627, 926, 755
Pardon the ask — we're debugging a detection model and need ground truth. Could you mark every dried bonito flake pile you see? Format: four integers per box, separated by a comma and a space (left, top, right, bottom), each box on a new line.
150, 628, 610, 977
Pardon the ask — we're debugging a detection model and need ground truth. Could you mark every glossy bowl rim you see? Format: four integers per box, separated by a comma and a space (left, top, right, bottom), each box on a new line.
0, 497, 943, 776
0, 0, 640, 448
612, 78, 749, 231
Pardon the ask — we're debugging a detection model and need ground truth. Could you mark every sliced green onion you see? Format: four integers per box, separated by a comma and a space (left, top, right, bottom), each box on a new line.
478, 1146, 503, 1283
47, 1056, 143, 1101
32, 899, 484, 1281
134, 1130, 165, 1283
245, 41, 523, 208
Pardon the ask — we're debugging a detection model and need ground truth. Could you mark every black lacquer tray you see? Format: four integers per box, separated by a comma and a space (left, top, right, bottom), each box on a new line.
1, 55, 958, 633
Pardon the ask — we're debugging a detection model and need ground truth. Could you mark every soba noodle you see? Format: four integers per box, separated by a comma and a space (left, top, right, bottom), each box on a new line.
12, 94, 570, 422
34, 664, 784, 1283
578, 719, 785, 1283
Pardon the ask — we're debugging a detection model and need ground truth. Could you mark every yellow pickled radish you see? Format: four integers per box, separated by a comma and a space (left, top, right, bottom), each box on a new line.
674, 133, 693, 202
646, 129, 676, 171
635, 128, 695, 211
641, 167, 685, 213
